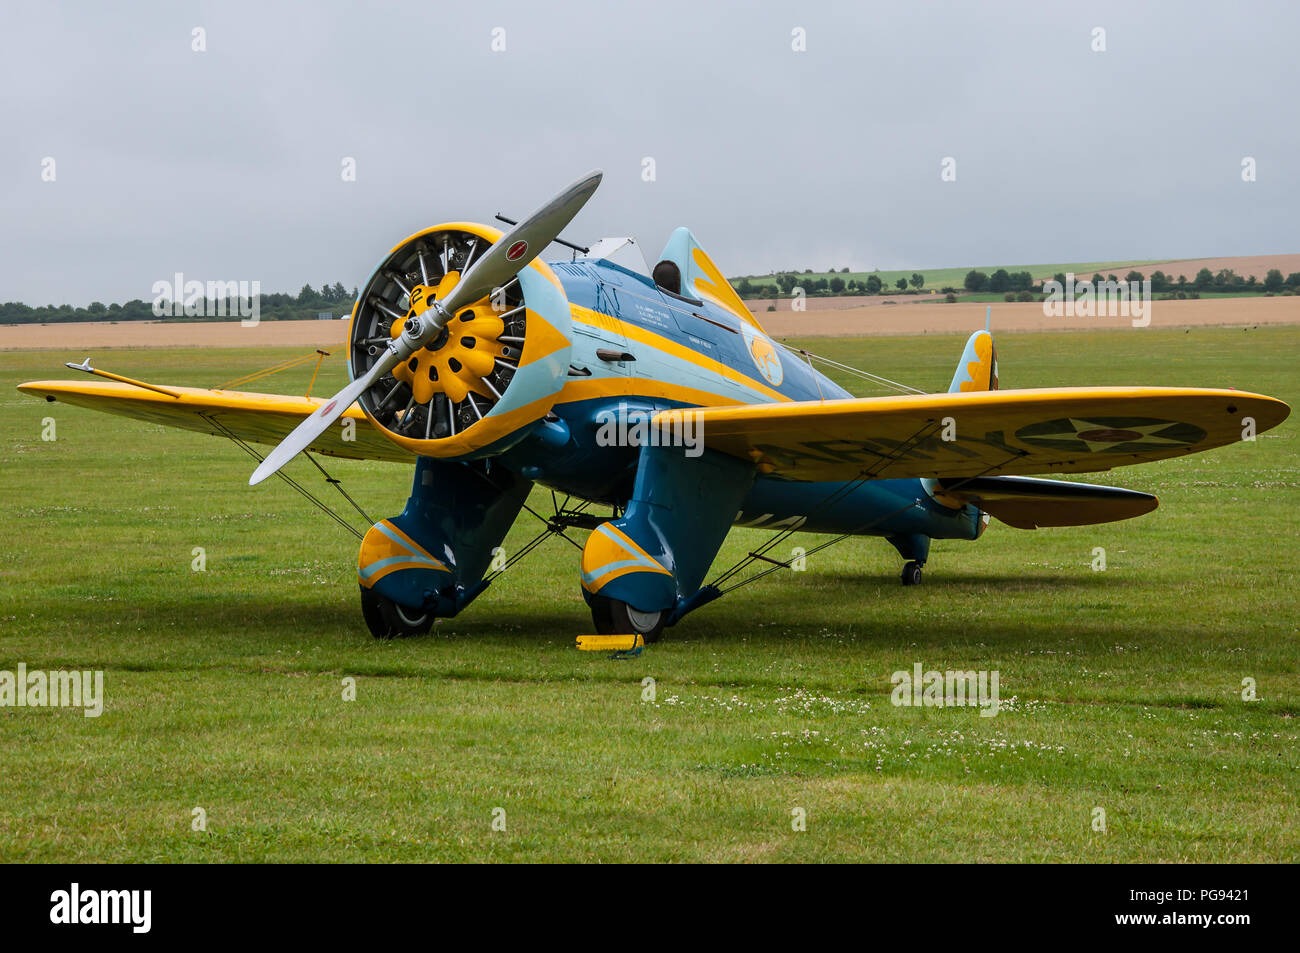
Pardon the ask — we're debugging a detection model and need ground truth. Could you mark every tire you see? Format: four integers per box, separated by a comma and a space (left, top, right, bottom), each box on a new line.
590, 595, 668, 643
360, 587, 435, 639
900, 561, 923, 586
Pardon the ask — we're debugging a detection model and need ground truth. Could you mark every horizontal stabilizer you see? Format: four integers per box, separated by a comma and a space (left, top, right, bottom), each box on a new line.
936, 475, 1157, 529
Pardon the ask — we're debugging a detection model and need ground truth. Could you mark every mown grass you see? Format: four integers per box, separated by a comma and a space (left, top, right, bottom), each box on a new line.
0, 325, 1296, 862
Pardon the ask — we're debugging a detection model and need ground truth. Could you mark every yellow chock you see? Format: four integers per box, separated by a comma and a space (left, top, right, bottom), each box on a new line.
576, 633, 645, 652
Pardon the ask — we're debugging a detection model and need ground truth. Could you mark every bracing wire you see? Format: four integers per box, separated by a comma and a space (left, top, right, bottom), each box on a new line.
202, 415, 367, 541
775, 341, 926, 396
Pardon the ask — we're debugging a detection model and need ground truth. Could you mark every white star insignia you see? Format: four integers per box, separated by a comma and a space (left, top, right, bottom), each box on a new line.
1032, 418, 1191, 453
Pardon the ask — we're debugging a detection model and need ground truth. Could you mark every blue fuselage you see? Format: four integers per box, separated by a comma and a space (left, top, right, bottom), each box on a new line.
496, 257, 982, 552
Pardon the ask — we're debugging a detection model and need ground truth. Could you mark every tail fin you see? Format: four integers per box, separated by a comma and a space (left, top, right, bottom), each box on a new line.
948, 310, 998, 393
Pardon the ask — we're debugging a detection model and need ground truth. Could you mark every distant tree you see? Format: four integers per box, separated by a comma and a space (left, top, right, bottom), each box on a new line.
1214, 268, 1242, 291
1053, 272, 1068, 289
865, 274, 883, 294
777, 274, 798, 294
1148, 270, 1168, 292
1264, 268, 1284, 292
87, 301, 106, 314
736, 278, 754, 296
1125, 270, 1144, 285
988, 269, 1011, 293
1193, 268, 1214, 291
814, 277, 829, 292
964, 270, 989, 292
910, 273, 924, 290
298, 284, 316, 303
1010, 271, 1032, 292
829, 276, 845, 293
1285, 272, 1300, 290
895, 277, 908, 291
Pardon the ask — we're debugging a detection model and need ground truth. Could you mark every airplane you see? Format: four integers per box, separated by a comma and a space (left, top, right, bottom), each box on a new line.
18, 171, 1291, 642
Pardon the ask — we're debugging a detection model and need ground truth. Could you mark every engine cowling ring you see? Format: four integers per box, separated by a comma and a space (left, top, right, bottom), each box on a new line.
347, 222, 572, 460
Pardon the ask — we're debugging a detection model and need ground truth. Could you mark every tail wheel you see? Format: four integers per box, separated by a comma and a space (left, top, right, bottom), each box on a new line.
350, 227, 526, 442
590, 595, 668, 643
360, 587, 434, 639
900, 561, 923, 586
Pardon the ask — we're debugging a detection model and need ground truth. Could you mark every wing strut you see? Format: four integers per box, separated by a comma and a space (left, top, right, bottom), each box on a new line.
202, 415, 372, 540
472, 480, 595, 582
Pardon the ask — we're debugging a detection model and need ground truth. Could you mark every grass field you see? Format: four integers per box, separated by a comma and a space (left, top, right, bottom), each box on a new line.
1, 327, 1297, 862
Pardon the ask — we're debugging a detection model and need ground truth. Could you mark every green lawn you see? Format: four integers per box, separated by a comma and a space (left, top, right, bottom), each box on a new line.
0, 327, 1296, 862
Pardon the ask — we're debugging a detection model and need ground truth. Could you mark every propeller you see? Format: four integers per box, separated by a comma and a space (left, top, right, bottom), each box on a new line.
249, 169, 603, 486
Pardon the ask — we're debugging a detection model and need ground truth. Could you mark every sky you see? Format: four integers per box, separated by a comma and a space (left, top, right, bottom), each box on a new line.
2, 0, 1297, 305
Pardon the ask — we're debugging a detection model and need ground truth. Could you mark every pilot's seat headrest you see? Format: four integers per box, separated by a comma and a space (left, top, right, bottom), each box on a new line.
652, 259, 682, 296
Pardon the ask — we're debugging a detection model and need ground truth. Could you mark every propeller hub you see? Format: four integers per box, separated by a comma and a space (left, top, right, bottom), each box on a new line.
400, 302, 448, 350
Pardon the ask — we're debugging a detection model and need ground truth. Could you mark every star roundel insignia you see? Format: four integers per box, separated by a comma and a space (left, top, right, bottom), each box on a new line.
1014, 416, 1206, 454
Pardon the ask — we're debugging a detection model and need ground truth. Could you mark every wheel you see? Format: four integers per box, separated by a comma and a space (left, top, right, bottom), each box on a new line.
900, 561, 923, 586
360, 587, 435, 639
590, 595, 668, 643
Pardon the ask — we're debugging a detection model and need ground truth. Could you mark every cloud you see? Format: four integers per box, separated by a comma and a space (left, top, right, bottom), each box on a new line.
3, 0, 1296, 304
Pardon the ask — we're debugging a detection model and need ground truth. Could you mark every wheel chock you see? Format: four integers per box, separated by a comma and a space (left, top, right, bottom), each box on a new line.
576, 633, 645, 657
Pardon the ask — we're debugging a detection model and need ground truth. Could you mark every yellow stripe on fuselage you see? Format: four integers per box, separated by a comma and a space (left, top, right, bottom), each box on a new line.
556, 376, 749, 409
567, 305, 791, 407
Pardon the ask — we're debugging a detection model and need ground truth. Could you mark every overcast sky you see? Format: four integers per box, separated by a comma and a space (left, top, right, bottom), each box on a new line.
3, 0, 1297, 305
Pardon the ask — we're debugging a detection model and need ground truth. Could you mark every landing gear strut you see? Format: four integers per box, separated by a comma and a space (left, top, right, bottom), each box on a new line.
360, 587, 434, 639
900, 561, 924, 586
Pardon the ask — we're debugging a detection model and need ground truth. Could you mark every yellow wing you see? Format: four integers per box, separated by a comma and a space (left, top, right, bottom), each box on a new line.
659, 386, 1289, 481
17, 380, 412, 464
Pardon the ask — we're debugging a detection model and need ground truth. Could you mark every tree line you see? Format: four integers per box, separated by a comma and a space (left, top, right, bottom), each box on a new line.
0, 283, 360, 325
1024, 267, 1299, 296
732, 265, 1300, 302
6, 266, 1297, 326
735, 271, 928, 298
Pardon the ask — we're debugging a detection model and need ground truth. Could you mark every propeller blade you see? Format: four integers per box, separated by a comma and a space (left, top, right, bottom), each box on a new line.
248, 348, 401, 485
248, 169, 602, 487
436, 169, 602, 316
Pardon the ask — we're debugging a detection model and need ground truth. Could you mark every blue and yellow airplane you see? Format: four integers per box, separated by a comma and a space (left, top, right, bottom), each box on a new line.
18, 171, 1291, 640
